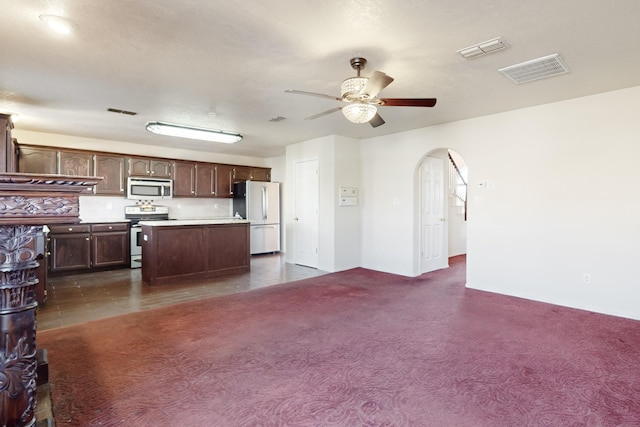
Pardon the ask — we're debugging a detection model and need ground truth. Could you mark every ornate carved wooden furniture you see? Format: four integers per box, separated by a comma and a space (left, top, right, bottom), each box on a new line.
0, 173, 100, 426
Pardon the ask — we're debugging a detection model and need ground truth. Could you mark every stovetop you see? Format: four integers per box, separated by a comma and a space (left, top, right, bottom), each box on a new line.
125, 205, 170, 215
124, 205, 170, 225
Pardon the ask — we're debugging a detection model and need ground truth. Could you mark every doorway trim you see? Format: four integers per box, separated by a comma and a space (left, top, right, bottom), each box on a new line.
414, 148, 468, 276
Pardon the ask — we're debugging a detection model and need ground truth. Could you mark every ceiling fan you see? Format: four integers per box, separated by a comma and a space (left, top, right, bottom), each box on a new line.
285, 57, 437, 128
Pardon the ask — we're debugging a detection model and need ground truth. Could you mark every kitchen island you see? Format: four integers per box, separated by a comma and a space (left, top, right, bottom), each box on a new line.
140, 219, 250, 285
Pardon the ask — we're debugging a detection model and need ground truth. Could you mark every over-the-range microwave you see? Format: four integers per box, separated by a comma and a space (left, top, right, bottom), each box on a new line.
127, 177, 173, 200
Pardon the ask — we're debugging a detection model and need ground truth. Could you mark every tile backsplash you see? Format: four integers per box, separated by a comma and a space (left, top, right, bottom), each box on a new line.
79, 196, 233, 222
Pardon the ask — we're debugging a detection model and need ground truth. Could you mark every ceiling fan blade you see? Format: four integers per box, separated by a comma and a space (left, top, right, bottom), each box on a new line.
285, 89, 341, 101
379, 98, 437, 107
369, 113, 385, 128
305, 107, 342, 120
361, 71, 394, 98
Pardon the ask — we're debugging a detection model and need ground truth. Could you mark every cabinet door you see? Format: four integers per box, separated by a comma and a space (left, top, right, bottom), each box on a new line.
128, 157, 172, 177
128, 157, 150, 176
233, 166, 252, 182
91, 230, 129, 267
95, 154, 126, 195
18, 146, 58, 174
173, 161, 196, 197
195, 163, 215, 197
49, 233, 91, 271
59, 151, 93, 176
215, 164, 234, 198
150, 159, 172, 178
251, 167, 271, 182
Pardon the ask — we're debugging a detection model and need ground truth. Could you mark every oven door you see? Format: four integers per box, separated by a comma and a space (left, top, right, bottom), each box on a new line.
130, 226, 142, 268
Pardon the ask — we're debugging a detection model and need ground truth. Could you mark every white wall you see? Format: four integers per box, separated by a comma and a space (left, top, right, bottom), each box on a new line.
360, 85, 640, 320
333, 136, 361, 271
285, 135, 361, 272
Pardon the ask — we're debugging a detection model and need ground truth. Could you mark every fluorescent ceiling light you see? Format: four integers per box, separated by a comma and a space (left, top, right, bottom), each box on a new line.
145, 121, 242, 144
39, 15, 75, 34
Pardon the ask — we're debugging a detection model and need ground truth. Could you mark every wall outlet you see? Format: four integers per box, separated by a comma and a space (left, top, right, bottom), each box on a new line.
214, 204, 219, 209
177, 203, 182, 209
107, 203, 113, 210
583, 273, 591, 284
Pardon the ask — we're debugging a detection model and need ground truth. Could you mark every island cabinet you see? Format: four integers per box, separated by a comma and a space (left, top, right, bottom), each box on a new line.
48, 222, 130, 273
141, 221, 250, 285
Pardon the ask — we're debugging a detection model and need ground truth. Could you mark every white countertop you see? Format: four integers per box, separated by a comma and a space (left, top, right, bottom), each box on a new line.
138, 218, 249, 227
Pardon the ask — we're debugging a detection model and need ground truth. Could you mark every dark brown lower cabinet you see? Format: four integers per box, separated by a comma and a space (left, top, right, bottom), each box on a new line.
91, 223, 129, 267
48, 224, 91, 271
48, 222, 129, 273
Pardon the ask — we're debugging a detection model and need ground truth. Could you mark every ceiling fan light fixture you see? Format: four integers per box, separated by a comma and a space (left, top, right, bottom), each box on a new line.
145, 121, 242, 144
342, 103, 377, 124
341, 77, 368, 101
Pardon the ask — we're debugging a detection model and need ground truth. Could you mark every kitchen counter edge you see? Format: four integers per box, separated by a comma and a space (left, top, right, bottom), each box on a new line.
139, 219, 250, 227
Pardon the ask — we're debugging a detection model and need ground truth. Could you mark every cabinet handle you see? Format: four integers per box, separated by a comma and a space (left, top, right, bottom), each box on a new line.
86, 237, 90, 241
68, 227, 73, 231
108, 226, 113, 230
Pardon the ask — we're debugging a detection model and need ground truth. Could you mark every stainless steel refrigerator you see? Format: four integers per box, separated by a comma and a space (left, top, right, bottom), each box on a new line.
233, 181, 280, 254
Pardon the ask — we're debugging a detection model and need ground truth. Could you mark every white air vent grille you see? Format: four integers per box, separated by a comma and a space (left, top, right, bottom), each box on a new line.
498, 53, 569, 84
457, 37, 507, 59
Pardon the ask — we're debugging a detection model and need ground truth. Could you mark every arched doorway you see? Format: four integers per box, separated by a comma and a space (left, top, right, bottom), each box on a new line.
417, 148, 467, 274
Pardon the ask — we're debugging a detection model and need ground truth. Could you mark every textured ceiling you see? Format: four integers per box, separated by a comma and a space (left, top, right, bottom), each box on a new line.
2, 1, 640, 158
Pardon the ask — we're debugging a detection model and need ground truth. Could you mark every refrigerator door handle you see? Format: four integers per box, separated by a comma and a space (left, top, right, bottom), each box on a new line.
262, 186, 267, 220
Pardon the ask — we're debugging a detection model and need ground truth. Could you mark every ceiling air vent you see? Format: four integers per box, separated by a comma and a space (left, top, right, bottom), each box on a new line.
498, 53, 570, 84
107, 108, 137, 116
457, 37, 507, 59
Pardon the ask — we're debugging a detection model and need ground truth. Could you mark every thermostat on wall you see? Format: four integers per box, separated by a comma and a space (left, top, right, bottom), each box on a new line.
339, 187, 358, 206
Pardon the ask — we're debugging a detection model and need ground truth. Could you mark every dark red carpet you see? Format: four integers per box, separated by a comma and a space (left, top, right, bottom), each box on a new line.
37, 256, 640, 426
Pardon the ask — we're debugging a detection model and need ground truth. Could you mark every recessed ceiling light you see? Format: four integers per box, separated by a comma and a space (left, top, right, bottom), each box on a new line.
39, 14, 75, 34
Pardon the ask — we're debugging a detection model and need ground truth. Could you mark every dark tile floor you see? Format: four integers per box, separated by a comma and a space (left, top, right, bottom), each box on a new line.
37, 253, 327, 331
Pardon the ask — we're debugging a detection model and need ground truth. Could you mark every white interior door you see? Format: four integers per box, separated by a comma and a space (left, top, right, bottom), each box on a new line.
420, 156, 448, 273
294, 159, 319, 268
